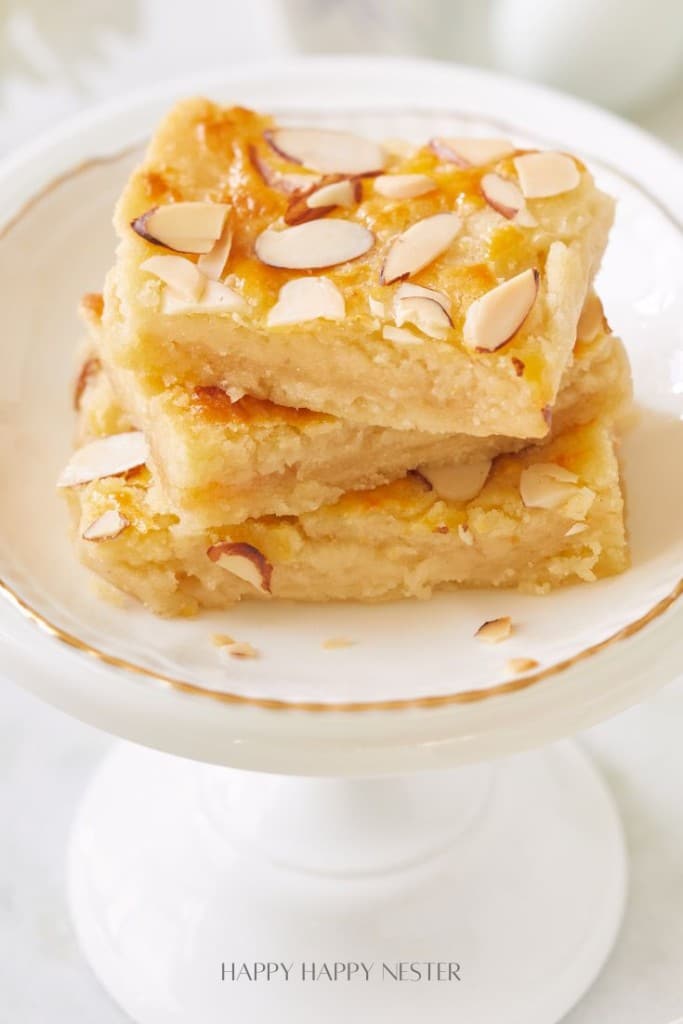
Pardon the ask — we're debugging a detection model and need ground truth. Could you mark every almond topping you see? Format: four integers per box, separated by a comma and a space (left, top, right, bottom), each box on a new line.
463, 268, 539, 352
162, 279, 247, 315
430, 137, 514, 167
519, 462, 580, 510
368, 296, 386, 318
394, 295, 452, 339
197, 212, 233, 280
513, 153, 580, 199
374, 174, 436, 199
418, 458, 492, 502
207, 541, 273, 594
395, 282, 451, 314
255, 220, 374, 270
249, 144, 322, 194
380, 212, 461, 285
73, 356, 101, 410
577, 292, 609, 342
267, 277, 345, 326
131, 202, 230, 254
565, 522, 588, 537
58, 431, 148, 488
284, 177, 360, 226
82, 509, 130, 542
141, 255, 205, 301
382, 325, 423, 346
265, 128, 385, 176
458, 523, 474, 546
506, 657, 539, 676
475, 616, 513, 644
481, 173, 537, 226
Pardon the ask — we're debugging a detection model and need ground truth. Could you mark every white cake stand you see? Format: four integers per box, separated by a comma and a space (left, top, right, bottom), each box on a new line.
1, 57, 682, 1024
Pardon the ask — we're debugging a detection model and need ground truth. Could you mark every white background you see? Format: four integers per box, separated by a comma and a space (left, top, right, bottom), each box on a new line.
1, 2, 683, 1021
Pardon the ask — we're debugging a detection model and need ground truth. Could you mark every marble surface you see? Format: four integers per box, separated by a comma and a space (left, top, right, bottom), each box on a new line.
1, 3, 683, 1020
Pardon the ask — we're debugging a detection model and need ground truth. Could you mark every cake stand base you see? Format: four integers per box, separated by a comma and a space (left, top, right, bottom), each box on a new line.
68, 740, 626, 1024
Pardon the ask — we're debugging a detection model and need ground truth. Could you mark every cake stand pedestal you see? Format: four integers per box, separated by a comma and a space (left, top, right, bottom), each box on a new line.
68, 739, 625, 1024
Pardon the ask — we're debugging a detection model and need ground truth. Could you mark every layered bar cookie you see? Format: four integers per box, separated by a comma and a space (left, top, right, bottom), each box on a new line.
82, 291, 631, 527
60, 383, 628, 615
105, 98, 614, 436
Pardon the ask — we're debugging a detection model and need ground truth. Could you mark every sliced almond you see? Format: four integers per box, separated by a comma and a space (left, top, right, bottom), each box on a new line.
368, 296, 386, 318
131, 202, 230, 254
374, 174, 436, 199
382, 324, 423, 346
58, 432, 148, 488
481, 173, 537, 226
207, 541, 273, 594
458, 523, 474, 546
380, 212, 461, 285
249, 144, 322, 194
394, 295, 452, 339
519, 462, 580, 510
463, 268, 539, 352
577, 292, 608, 342
430, 137, 514, 167
265, 128, 385, 176
506, 657, 539, 676
141, 255, 205, 301
514, 152, 580, 199
395, 282, 451, 315
82, 509, 130, 542
565, 522, 588, 536
267, 277, 345, 327
255, 220, 374, 270
73, 356, 101, 411
284, 177, 360, 226
162, 279, 247, 315
475, 616, 512, 644
418, 458, 492, 502
197, 213, 233, 280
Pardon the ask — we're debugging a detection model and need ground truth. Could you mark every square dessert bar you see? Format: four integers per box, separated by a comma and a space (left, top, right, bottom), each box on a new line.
83, 291, 631, 527
106, 98, 615, 437
61, 379, 627, 615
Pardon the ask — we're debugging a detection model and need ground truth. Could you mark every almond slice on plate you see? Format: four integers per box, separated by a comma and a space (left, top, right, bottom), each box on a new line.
374, 174, 436, 199
463, 268, 539, 352
418, 458, 492, 502
267, 277, 345, 326
481, 173, 536, 226
255, 220, 374, 269
162, 279, 247, 315
380, 212, 461, 285
513, 153, 580, 198
82, 509, 130, 542
430, 137, 515, 167
395, 282, 451, 314
141, 255, 206, 301
382, 325, 423, 346
577, 292, 609, 342
131, 202, 230, 254
475, 616, 513, 643
519, 462, 580, 509
58, 431, 148, 488
197, 212, 233, 280
265, 128, 386, 176
207, 541, 273, 594
394, 295, 452, 339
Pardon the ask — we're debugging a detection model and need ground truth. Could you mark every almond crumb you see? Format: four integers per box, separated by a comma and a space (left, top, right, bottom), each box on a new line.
475, 616, 512, 644
322, 638, 354, 650
212, 633, 235, 647
223, 641, 258, 659
506, 657, 539, 676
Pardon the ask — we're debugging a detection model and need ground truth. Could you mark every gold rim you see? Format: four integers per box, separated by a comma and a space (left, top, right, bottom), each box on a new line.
1, 111, 682, 713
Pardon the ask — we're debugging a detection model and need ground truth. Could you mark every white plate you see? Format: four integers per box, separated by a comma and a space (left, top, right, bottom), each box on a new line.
0, 57, 681, 772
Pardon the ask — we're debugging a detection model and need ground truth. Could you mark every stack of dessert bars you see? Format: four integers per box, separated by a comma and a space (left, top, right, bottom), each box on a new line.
59, 99, 631, 615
